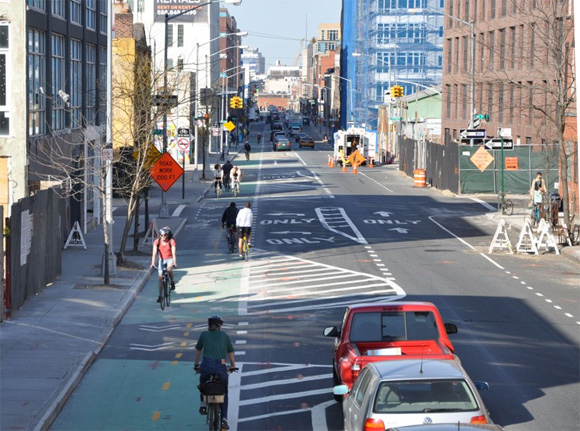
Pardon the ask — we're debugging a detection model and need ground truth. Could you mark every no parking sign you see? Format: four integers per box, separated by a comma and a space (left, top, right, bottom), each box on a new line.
177, 137, 190, 153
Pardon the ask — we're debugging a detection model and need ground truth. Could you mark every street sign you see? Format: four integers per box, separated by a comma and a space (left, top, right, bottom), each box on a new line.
149, 152, 184, 192
470, 146, 494, 172
132, 144, 162, 169
460, 129, 486, 139
224, 121, 236, 132
212, 128, 220, 136
177, 137, 190, 153
498, 128, 512, 138
177, 128, 190, 137
484, 138, 514, 150
102, 148, 113, 161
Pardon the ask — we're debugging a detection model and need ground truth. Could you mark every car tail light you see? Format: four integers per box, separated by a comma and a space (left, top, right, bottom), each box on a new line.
470, 415, 488, 424
363, 418, 385, 431
351, 363, 361, 380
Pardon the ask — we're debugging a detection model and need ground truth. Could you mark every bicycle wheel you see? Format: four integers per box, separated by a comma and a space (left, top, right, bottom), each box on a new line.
160, 278, 166, 311
233, 184, 238, 197
228, 232, 235, 253
504, 199, 513, 216
164, 274, 171, 308
242, 237, 249, 261
208, 403, 220, 431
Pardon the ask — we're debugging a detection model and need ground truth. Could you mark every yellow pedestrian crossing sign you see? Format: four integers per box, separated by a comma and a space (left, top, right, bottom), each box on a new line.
132, 144, 162, 169
224, 121, 236, 132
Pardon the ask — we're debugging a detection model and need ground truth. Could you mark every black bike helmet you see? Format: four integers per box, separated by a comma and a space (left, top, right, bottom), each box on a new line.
208, 315, 224, 326
159, 226, 171, 236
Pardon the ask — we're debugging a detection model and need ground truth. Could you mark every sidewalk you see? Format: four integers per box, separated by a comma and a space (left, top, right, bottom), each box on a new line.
0, 160, 215, 431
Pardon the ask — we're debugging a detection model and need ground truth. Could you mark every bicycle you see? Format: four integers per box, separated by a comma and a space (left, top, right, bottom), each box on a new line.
530, 201, 545, 228
214, 181, 222, 198
231, 178, 240, 197
154, 264, 171, 310
497, 191, 513, 216
245, 150, 250, 161
197, 368, 238, 431
225, 225, 236, 254
240, 230, 250, 261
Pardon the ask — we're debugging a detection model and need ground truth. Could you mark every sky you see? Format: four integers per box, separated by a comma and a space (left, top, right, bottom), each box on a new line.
226, 0, 342, 69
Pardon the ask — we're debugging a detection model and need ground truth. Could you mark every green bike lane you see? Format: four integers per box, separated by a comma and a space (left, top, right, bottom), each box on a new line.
50, 240, 249, 430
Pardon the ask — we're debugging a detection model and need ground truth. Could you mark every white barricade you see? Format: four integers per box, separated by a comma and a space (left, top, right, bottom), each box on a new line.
488, 219, 513, 254
515, 220, 538, 254
140, 219, 159, 248
64, 221, 87, 249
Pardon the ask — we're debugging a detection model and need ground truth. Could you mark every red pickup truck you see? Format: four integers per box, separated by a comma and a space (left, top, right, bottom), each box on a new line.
323, 302, 458, 396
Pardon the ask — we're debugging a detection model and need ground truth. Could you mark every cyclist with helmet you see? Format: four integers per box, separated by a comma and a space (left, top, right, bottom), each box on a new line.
151, 226, 177, 303
256, 132, 262, 144
236, 201, 253, 257
194, 315, 236, 430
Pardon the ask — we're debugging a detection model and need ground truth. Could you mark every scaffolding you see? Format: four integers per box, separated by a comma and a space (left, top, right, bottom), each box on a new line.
351, 0, 443, 129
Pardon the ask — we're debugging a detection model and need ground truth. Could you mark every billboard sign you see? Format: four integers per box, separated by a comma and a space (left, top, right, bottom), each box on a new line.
154, 0, 209, 23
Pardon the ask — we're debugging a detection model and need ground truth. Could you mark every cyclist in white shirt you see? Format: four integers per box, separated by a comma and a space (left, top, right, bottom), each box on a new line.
235, 202, 253, 257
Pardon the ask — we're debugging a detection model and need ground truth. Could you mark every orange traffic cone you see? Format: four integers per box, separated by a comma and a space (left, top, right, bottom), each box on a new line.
352, 165, 358, 174
369, 158, 374, 168
330, 158, 335, 168
342, 164, 347, 172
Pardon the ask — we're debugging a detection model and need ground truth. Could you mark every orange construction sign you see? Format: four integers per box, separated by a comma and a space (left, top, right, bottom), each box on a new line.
149, 152, 184, 192
348, 150, 366, 167
470, 146, 494, 172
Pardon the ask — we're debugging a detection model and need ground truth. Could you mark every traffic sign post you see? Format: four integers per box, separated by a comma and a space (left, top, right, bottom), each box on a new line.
175, 137, 190, 199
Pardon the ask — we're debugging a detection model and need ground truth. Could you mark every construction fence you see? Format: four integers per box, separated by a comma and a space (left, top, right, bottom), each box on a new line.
398, 138, 559, 195
5, 188, 66, 315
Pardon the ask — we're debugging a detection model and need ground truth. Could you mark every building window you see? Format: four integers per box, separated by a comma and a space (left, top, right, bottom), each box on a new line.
498, 82, 504, 122
168, 25, 174, 46
71, 0, 82, 24
509, 83, 514, 123
86, 0, 96, 30
98, 46, 106, 123
446, 84, 451, 119
512, 0, 517, 14
328, 30, 338, 40
510, 27, 516, 69
51, 0, 65, 18
0, 25, 9, 136
491, 0, 496, 18
178, 25, 184, 47
455, 37, 459, 73
473, 0, 478, 22
529, 23, 535, 67
528, 81, 533, 126
465, 0, 470, 21
27, 0, 46, 10
28, 28, 46, 136
86, 44, 96, 124
70, 39, 82, 128
177, 58, 184, 71
488, 31, 495, 70
51, 34, 65, 130
499, 29, 505, 70
487, 83, 493, 121
462, 84, 467, 120
100, 6, 107, 34
462, 36, 468, 72
454, 84, 459, 119
501, 0, 507, 16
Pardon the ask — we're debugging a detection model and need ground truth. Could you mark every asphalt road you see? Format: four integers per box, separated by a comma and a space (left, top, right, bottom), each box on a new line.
50, 121, 579, 431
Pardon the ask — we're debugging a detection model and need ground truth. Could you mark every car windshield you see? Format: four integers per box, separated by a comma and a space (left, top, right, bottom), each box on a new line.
349, 311, 439, 342
373, 379, 479, 414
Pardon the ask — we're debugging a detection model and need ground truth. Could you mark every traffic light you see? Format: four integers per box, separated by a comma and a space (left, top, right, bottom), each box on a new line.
204, 113, 210, 125
391, 85, 403, 98
397, 85, 404, 97
237, 97, 244, 109
390, 86, 397, 98
230, 97, 237, 109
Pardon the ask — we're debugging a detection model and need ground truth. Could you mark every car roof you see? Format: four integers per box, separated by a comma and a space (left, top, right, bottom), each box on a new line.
347, 301, 438, 312
370, 359, 465, 380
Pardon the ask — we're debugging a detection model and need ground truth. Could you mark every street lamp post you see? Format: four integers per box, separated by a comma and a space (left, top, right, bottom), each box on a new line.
160, 0, 242, 217
331, 75, 354, 126
192, 31, 247, 180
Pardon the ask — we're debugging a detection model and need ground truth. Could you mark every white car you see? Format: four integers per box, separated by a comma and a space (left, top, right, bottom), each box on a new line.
334, 359, 494, 431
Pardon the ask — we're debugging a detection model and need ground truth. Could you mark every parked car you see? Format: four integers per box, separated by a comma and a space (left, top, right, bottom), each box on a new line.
334, 359, 493, 431
298, 136, 315, 148
323, 302, 458, 393
272, 137, 292, 151
385, 424, 504, 431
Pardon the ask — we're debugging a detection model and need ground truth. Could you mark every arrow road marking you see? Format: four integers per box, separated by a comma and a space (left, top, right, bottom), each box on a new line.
389, 227, 409, 234
374, 211, 393, 217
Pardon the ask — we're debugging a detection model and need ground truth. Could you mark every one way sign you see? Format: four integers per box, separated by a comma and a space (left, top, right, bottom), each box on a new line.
484, 138, 514, 150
